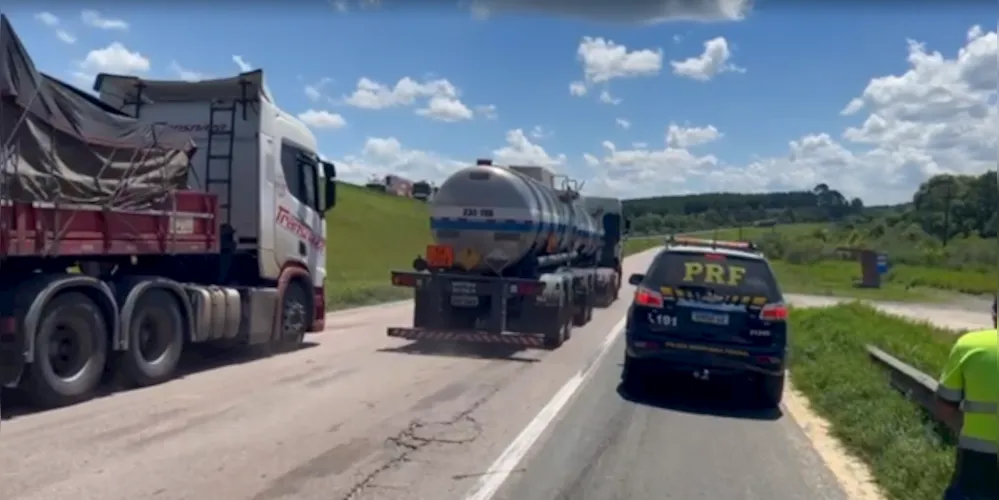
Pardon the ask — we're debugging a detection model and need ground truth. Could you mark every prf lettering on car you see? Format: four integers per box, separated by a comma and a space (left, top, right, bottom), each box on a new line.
682, 261, 747, 286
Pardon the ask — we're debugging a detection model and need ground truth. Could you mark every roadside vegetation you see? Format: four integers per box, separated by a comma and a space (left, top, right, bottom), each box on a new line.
325, 182, 431, 309
624, 172, 997, 301
789, 303, 957, 500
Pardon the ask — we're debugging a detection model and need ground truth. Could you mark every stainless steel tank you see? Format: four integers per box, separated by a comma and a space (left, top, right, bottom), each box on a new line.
430, 161, 602, 273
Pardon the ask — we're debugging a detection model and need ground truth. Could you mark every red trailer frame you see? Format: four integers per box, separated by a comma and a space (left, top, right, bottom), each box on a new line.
0, 190, 220, 258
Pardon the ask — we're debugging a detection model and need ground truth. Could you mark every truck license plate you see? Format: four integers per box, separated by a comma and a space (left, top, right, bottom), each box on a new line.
691, 311, 729, 326
450, 294, 479, 307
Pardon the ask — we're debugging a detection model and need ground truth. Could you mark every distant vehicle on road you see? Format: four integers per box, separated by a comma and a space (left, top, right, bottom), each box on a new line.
621, 237, 789, 408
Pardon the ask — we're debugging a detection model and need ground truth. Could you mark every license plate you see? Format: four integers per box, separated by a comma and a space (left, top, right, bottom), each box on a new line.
691, 311, 729, 326
451, 281, 477, 294
450, 294, 479, 307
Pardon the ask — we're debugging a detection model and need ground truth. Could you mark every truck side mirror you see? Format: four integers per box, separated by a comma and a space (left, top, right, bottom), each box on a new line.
625, 219, 632, 233
321, 161, 337, 211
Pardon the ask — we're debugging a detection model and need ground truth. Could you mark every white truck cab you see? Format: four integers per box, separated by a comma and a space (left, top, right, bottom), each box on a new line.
93, 70, 335, 293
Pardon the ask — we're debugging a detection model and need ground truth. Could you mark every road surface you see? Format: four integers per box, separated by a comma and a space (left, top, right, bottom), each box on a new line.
1, 248, 990, 500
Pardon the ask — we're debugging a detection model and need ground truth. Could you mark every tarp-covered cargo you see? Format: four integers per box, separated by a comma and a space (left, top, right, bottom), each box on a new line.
0, 14, 195, 209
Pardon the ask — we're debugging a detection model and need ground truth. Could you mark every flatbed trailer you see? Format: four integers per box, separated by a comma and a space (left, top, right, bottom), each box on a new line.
0, 15, 336, 409
0, 192, 218, 257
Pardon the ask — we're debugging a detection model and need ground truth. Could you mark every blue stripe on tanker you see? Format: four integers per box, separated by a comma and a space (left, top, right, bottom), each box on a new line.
429, 218, 598, 236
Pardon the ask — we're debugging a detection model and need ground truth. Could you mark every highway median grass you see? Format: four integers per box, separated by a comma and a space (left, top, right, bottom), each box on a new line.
789, 303, 958, 500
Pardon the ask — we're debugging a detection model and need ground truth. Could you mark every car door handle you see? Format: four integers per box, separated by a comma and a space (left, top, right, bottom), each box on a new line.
298, 241, 307, 257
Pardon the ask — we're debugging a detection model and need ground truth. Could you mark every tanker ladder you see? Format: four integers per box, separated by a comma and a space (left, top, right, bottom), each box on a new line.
386, 270, 578, 350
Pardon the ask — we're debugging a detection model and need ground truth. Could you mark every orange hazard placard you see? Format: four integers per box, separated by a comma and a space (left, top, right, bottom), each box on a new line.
426, 244, 454, 268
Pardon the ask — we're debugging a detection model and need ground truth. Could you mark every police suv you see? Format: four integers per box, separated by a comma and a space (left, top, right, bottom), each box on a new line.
622, 237, 789, 408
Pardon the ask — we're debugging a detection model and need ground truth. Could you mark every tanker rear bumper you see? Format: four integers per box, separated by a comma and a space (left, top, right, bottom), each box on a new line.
386, 327, 549, 348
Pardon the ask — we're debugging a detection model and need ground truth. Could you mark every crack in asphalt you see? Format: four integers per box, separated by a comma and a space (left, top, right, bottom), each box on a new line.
337, 388, 497, 500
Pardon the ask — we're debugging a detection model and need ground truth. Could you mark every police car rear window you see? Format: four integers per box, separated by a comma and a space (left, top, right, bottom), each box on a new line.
646, 251, 781, 301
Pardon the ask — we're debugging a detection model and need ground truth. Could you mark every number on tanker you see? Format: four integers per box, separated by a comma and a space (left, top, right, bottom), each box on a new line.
426, 244, 454, 268
461, 208, 494, 217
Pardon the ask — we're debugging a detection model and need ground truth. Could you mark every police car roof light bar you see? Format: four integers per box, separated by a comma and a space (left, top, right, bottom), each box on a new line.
665, 235, 759, 252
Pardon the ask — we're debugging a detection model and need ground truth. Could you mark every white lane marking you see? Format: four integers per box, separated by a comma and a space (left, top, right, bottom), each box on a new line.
464, 315, 628, 500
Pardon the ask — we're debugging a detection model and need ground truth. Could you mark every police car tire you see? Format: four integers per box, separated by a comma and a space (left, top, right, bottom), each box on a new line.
757, 374, 785, 408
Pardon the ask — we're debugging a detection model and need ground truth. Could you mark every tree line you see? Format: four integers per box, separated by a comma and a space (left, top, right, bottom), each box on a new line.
624, 171, 997, 242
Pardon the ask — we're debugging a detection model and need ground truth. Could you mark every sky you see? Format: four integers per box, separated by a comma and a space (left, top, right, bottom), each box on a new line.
4, 1, 997, 204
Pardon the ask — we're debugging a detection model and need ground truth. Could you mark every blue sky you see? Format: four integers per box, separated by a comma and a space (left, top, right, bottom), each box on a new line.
5, 2, 997, 203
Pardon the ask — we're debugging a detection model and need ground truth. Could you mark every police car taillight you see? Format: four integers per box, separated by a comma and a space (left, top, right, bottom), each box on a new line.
634, 286, 664, 308
760, 303, 788, 321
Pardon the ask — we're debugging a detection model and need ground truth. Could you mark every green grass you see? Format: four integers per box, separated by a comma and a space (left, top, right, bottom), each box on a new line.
769, 260, 978, 302
789, 303, 957, 500
699, 223, 826, 242
324, 182, 431, 309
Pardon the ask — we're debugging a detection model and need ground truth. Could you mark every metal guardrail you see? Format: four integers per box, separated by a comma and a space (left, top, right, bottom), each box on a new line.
866, 344, 959, 432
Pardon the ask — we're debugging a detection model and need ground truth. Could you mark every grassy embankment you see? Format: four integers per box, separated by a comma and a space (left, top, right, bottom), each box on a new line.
789, 303, 962, 500
324, 182, 431, 309
625, 223, 995, 302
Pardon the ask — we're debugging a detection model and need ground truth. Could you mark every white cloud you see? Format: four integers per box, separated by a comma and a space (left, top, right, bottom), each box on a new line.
583, 153, 600, 167
584, 26, 997, 203
343, 76, 484, 122
34, 12, 76, 44
298, 109, 347, 129
632, 141, 648, 149
304, 77, 333, 101
569, 81, 588, 96
331, 0, 349, 12
169, 61, 208, 81
342, 76, 458, 109
337, 137, 464, 183
531, 125, 552, 139
666, 123, 721, 148
616, 118, 631, 129
79, 42, 150, 74
416, 96, 474, 122
576, 36, 663, 85
475, 104, 498, 120
469, 0, 750, 24
55, 30, 76, 45
232, 55, 253, 72
81, 10, 129, 31
493, 129, 566, 167
600, 90, 622, 105
670, 36, 744, 81
34, 12, 60, 27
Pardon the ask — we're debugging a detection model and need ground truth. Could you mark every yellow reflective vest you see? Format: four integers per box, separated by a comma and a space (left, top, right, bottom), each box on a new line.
936, 329, 999, 454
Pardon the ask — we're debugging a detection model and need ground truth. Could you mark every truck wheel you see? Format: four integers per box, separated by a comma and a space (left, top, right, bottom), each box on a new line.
117, 289, 185, 388
756, 373, 785, 409
572, 300, 588, 326
22, 292, 108, 408
278, 282, 311, 352
543, 306, 569, 349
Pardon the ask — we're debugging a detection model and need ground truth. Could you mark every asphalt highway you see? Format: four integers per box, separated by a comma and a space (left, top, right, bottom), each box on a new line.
1, 247, 990, 500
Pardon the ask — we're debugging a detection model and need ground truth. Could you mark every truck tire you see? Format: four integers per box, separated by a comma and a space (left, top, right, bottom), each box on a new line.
278, 281, 311, 352
543, 305, 570, 349
22, 292, 108, 408
117, 289, 185, 388
757, 373, 785, 409
572, 299, 588, 326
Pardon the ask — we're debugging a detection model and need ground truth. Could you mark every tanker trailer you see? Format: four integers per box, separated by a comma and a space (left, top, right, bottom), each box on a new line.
386, 159, 623, 350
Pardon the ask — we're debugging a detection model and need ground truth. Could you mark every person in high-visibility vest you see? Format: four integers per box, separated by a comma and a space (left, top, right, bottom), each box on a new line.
936, 323, 999, 499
